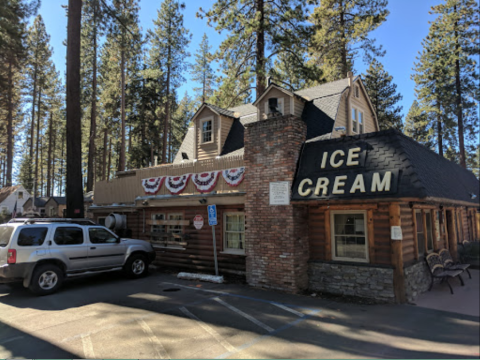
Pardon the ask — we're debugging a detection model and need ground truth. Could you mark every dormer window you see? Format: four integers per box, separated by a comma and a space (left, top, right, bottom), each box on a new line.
201, 117, 213, 144
355, 86, 359, 98
265, 97, 284, 118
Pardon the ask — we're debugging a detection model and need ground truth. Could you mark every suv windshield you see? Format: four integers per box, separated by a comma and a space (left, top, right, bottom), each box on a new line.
0, 226, 14, 247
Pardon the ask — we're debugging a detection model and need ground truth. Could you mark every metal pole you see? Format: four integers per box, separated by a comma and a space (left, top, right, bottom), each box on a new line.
212, 225, 219, 276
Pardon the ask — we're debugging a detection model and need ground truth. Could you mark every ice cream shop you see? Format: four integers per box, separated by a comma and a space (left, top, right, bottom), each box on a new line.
90, 75, 479, 303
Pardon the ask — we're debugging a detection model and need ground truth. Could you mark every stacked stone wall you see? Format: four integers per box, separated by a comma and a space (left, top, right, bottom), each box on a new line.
404, 261, 431, 302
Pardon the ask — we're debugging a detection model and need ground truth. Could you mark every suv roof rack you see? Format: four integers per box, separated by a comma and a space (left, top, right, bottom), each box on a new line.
9, 218, 96, 226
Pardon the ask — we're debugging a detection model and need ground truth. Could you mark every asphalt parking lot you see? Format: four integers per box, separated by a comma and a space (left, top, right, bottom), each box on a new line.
0, 270, 479, 359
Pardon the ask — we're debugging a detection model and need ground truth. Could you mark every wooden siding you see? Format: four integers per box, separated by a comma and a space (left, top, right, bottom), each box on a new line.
308, 202, 391, 266
293, 97, 304, 118
94, 155, 245, 205
95, 205, 246, 276
259, 87, 291, 120
351, 83, 376, 134
332, 93, 348, 139
401, 203, 416, 264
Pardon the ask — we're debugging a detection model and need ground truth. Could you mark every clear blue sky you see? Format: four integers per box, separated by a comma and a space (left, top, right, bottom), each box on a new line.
38, 0, 440, 119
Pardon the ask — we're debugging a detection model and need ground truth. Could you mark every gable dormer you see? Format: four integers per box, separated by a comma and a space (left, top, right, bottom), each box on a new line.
192, 103, 236, 161
253, 83, 307, 121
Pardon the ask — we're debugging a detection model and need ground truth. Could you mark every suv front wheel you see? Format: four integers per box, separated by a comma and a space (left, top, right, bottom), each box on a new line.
124, 254, 149, 278
29, 264, 64, 295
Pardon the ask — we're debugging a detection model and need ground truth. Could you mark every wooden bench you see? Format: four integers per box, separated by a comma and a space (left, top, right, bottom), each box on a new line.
425, 253, 464, 294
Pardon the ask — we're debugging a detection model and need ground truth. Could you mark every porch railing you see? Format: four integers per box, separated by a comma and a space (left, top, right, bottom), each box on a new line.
93, 155, 245, 205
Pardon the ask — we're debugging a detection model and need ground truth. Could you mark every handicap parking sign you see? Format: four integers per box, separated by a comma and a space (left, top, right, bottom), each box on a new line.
207, 204, 217, 226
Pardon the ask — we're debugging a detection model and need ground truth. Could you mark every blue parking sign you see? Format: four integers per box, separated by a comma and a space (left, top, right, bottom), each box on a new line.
207, 204, 217, 226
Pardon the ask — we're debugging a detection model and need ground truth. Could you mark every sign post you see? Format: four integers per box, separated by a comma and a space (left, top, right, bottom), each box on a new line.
207, 204, 219, 276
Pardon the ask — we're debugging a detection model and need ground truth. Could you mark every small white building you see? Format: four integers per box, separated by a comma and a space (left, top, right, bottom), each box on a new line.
0, 185, 31, 215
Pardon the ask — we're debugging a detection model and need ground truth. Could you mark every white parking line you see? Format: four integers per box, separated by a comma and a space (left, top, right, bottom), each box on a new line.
180, 307, 236, 352
137, 318, 170, 359
213, 297, 274, 333
272, 303, 305, 317
81, 334, 95, 359
0, 335, 24, 345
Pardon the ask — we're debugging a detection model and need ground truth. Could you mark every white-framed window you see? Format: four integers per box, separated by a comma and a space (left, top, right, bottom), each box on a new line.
151, 213, 165, 234
167, 213, 183, 240
355, 85, 360, 98
352, 107, 364, 134
200, 117, 213, 144
223, 212, 245, 254
265, 97, 284, 117
18, 191, 24, 199
331, 211, 368, 262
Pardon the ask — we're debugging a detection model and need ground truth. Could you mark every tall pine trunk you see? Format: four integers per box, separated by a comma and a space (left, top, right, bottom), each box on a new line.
454, 4, 466, 168
34, 88, 42, 196
119, 46, 126, 171
87, 2, 98, 191
30, 65, 38, 161
47, 112, 53, 196
40, 139, 43, 196
163, 17, 171, 164
66, 0, 84, 218
107, 138, 112, 181
102, 128, 107, 181
59, 130, 65, 195
255, 0, 265, 96
52, 125, 56, 195
6, 61, 14, 187
437, 100, 443, 157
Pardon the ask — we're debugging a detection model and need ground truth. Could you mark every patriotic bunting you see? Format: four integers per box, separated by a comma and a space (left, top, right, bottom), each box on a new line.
192, 171, 220, 193
222, 167, 245, 187
166, 174, 191, 195
142, 177, 165, 195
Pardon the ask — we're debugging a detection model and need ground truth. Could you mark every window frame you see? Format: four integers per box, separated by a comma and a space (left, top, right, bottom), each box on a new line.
88, 226, 119, 244
330, 210, 369, 263
223, 211, 246, 255
200, 117, 214, 145
18, 191, 24, 199
358, 111, 364, 134
53, 226, 85, 246
355, 85, 360, 98
151, 213, 166, 234
167, 212, 184, 239
352, 107, 358, 133
264, 97, 285, 116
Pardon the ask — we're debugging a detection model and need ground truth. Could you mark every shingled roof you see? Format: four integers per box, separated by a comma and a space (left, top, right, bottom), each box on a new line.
292, 129, 479, 205
173, 77, 359, 163
0, 186, 20, 204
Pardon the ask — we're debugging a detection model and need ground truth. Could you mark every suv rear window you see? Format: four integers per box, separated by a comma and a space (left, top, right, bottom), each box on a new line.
17, 227, 48, 246
54, 227, 84, 245
0, 226, 14, 247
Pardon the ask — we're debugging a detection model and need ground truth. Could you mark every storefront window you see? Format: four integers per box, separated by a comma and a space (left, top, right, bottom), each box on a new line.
168, 213, 183, 241
224, 213, 245, 254
415, 210, 425, 256
331, 211, 368, 262
151, 213, 165, 234
456, 211, 463, 242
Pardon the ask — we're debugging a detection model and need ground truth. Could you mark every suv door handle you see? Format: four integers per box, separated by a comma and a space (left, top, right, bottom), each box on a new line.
90, 247, 96, 250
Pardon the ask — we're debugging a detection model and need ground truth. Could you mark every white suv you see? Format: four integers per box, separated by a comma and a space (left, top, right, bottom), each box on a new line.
0, 218, 156, 295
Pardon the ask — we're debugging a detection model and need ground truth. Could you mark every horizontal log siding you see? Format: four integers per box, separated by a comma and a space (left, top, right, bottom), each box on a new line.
401, 204, 416, 264
126, 205, 246, 275
94, 155, 244, 205
308, 203, 391, 266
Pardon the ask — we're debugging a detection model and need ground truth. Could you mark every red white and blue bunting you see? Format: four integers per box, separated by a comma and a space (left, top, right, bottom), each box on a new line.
222, 167, 245, 187
142, 177, 165, 195
192, 171, 220, 193
165, 174, 191, 195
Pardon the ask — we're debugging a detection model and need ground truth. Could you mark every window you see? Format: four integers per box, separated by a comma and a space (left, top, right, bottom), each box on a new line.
224, 213, 245, 254
331, 211, 368, 262
89, 228, 118, 244
97, 217, 106, 226
49, 207, 56, 217
265, 97, 284, 117
456, 211, 463, 242
352, 108, 358, 133
0, 226, 14, 247
415, 210, 425, 256
53, 227, 84, 245
151, 213, 165, 234
434, 211, 441, 242
40, 208, 45, 215
425, 211, 433, 252
359, 111, 364, 133
201, 118, 213, 144
355, 86, 360, 98
18, 191, 24, 199
168, 213, 183, 241
17, 227, 48, 247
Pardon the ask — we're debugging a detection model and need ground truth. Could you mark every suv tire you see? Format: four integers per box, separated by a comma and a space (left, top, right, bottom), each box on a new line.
124, 254, 149, 278
29, 264, 64, 295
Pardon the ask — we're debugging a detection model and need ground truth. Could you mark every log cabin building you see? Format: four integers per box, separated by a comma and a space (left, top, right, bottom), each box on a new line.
90, 72, 479, 303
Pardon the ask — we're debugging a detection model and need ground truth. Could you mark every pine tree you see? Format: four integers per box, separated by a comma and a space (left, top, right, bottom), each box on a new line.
149, 0, 190, 163
429, 0, 479, 168
363, 59, 403, 130
191, 33, 215, 104
310, 0, 389, 82
171, 91, 195, 156
199, 0, 314, 100
404, 100, 434, 149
